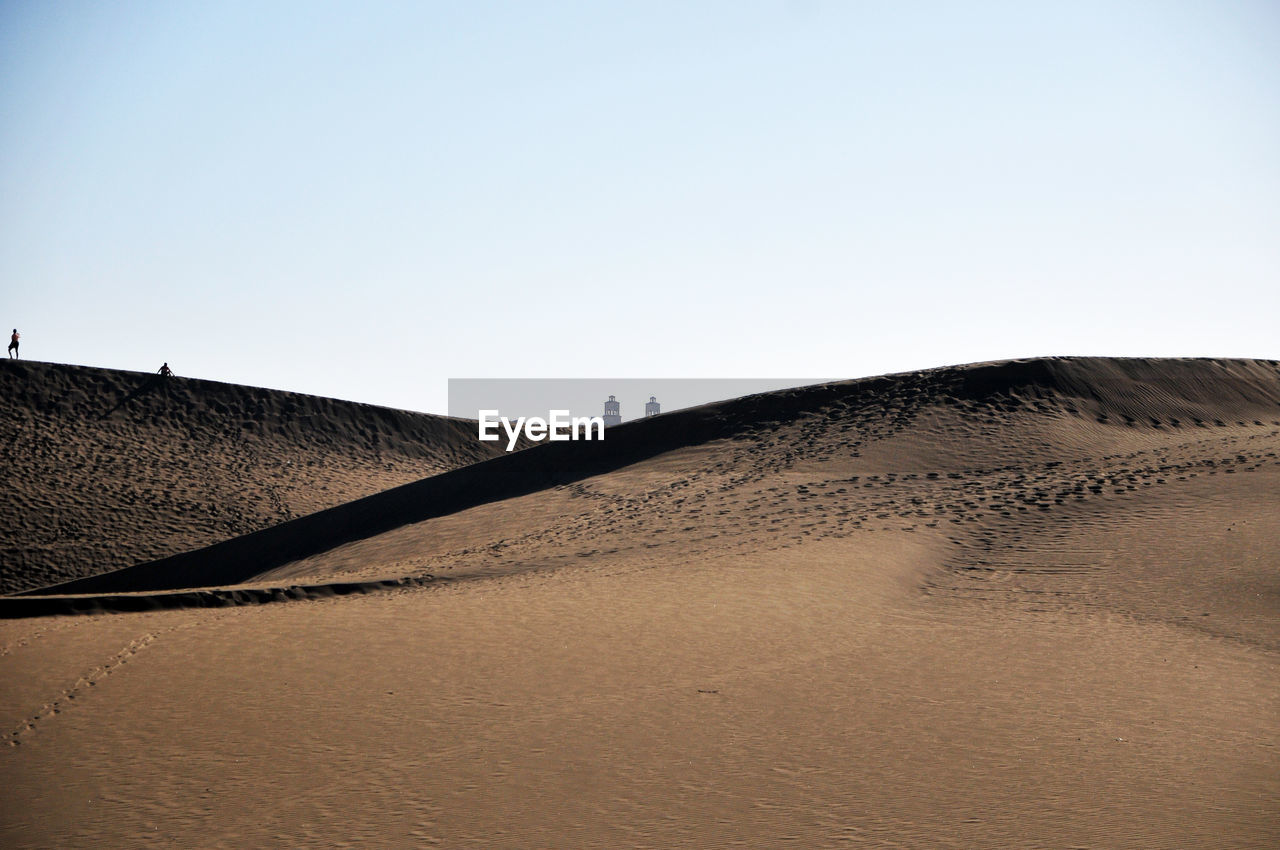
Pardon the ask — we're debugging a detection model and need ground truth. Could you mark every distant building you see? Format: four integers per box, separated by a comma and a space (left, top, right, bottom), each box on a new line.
645, 396, 660, 417
602, 394, 622, 427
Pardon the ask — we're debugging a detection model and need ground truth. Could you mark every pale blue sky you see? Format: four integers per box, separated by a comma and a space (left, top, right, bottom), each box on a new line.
2, 1, 1277, 414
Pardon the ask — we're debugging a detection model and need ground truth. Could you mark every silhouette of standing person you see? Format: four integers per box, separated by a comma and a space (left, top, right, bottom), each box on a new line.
7, 329, 17, 359
157, 362, 173, 377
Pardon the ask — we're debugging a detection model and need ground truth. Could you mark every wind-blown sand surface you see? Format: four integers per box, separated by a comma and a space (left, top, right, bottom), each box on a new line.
2, 357, 1278, 847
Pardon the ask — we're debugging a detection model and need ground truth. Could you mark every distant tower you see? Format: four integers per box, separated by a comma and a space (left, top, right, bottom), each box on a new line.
645, 395, 660, 417
602, 394, 622, 427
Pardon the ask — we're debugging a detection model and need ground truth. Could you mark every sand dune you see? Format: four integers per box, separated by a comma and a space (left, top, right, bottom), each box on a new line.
0, 360, 509, 593
1, 357, 1277, 847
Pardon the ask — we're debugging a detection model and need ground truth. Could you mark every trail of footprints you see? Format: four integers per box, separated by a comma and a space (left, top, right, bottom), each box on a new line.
2, 610, 254, 745
6, 630, 161, 746
3, 607, 257, 744
0, 617, 88, 658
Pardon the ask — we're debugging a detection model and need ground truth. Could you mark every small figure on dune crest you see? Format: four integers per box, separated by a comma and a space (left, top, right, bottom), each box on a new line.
157, 362, 173, 377
7, 329, 17, 359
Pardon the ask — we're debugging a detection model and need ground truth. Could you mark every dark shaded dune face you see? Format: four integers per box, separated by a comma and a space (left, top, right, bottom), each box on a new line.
0, 361, 506, 593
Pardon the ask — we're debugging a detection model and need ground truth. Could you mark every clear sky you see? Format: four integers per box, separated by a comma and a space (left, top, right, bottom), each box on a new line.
2, 1, 1277, 415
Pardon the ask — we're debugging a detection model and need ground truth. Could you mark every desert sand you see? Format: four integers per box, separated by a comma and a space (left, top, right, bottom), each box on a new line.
1, 357, 1277, 847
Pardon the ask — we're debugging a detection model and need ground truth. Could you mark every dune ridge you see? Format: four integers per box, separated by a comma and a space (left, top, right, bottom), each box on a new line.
16, 356, 1279, 602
